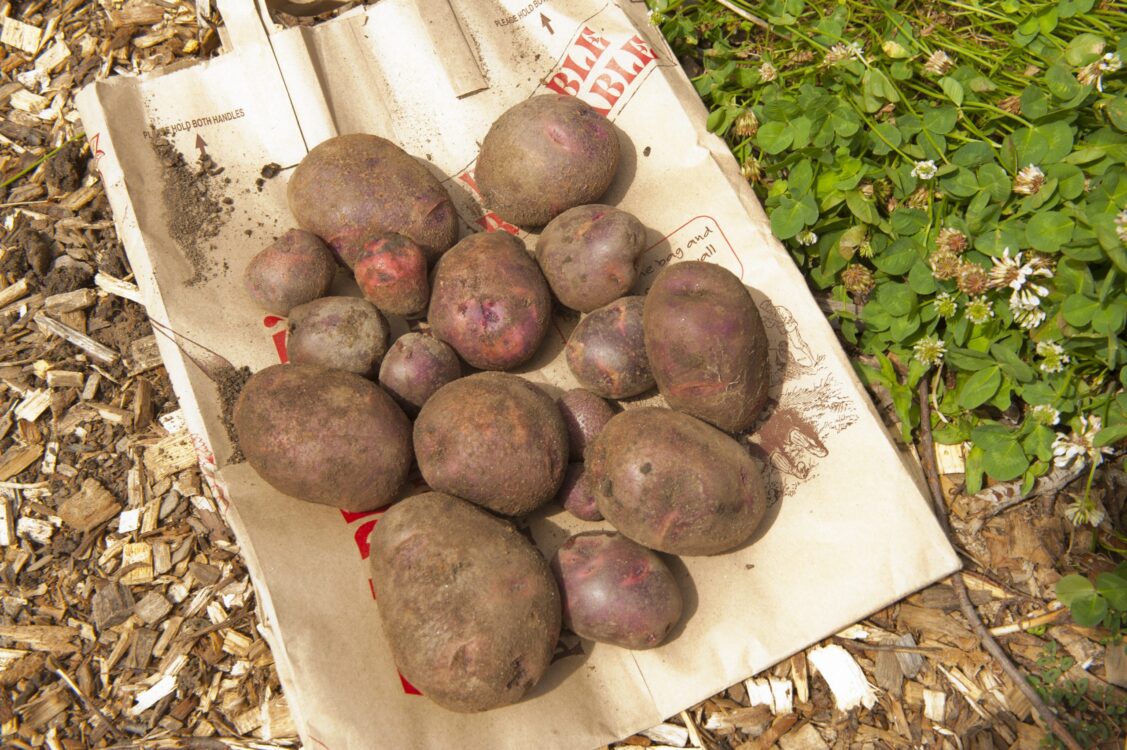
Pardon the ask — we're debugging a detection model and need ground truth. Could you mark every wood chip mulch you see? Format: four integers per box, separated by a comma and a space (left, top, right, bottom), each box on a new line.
1, 2, 1124, 748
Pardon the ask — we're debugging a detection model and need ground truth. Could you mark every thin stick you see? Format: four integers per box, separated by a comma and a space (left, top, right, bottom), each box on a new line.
714, 0, 774, 34
47, 655, 125, 740
917, 376, 1083, 750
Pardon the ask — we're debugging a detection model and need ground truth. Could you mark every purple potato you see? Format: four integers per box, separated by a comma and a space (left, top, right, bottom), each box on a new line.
565, 296, 654, 399
551, 531, 682, 649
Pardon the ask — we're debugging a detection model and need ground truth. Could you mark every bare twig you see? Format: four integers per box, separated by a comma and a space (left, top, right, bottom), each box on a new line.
47, 655, 125, 740
916, 375, 1084, 750
714, 0, 774, 33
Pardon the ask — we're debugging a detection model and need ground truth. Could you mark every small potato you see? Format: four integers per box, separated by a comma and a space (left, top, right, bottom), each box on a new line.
428, 231, 552, 371
586, 407, 767, 556
370, 492, 561, 713
233, 363, 411, 511
287, 297, 389, 378
566, 296, 654, 399
556, 463, 602, 522
353, 232, 429, 318
476, 95, 620, 227
288, 134, 458, 266
242, 228, 336, 315
551, 531, 682, 649
414, 372, 568, 516
643, 261, 769, 432
536, 205, 646, 312
377, 332, 461, 415
556, 389, 614, 461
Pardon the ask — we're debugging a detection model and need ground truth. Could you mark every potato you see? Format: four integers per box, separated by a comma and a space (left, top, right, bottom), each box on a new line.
551, 531, 682, 649
536, 205, 646, 312
475, 95, 620, 227
413, 372, 568, 516
377, 332, 461, 415
643, 261, 769, 432
556, 388, 614, 461
556, 463, 602, 522
370, 492, 561, 712
287, 133, 458, 267
565, 296, 654, 399
353, 232, 429, 318
233, 363, 411, 511
242, 228, 336, 315
428, 231, 552, 371
586, 407, 767, 556
286, 296, 389, 378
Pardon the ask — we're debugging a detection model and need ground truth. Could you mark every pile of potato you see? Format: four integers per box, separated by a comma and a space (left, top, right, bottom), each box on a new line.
234, 94, 772, 713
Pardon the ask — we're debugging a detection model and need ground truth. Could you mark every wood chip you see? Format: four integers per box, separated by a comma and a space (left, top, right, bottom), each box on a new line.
735, 713, 798, 750
144, 431, 198, 481
121, 541, 154, 584
0, 624, 78, 653
807, 645, 878, 710
777, 723, 830, 750
33, 312, 119, 365
16, 515, 55, 544
0, 494, 14, 546
0, 443, 45, 481
94, 272, 145, 305
44, 288, 98, 314
923, 688, 946, 722
135, 591, 173, 625
130, 335, 163, 372
0, 278, 31, 307
641, 723, 689, 747
130, 673, 177, 716
1, 17, 43, 54
14, 388, 51, 422
57, 478, 121, 532
91, 582, 135, 631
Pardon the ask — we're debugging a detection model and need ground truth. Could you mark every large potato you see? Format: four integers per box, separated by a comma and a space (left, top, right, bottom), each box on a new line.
427, 231, 552, 371
287, 134, 458, 266
643, 261, 769, 432
233, 363, 411, 511
370, 492, 561, 713
413, 372, 568, 516
586, 407, 767, 556
475, 95, 620, 227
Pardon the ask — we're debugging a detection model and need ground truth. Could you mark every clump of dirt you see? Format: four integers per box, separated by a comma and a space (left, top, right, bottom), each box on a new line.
151, 135, 234, 287
45, 141, 86, 192
89, 296, 150, 353
42, 261, 94, 296
216, 364, 251, 464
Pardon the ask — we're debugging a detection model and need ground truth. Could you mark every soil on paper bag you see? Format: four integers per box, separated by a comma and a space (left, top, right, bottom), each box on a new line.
152, 135, 234, 287
216, 363, 251, 464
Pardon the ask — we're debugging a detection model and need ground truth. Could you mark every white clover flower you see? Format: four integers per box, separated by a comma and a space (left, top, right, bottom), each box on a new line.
1014, 164, 1046, 195
1009, 290, 1046, 329
1116, 209, 1127, 244
1030, 404, 1060, 427
825, 41, 864, 65
912, 335, 946, 366
1077, 61, 1103, 88
934, 291, 957, 318
923, 49, 955, 76
796, 229, 818, 246
1099, 51, 1123, 73
1063, 498, 1106, 527
1036, 341, 1070, 374
911, 160, 938, 180
965, 296, 993, 324
759, 61, 778, 82
1053, 415, 1111, 469
991, 248, 1055, 303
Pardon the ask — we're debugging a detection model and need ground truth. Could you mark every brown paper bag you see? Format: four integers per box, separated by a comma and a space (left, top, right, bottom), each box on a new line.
77, 1, 959, 746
